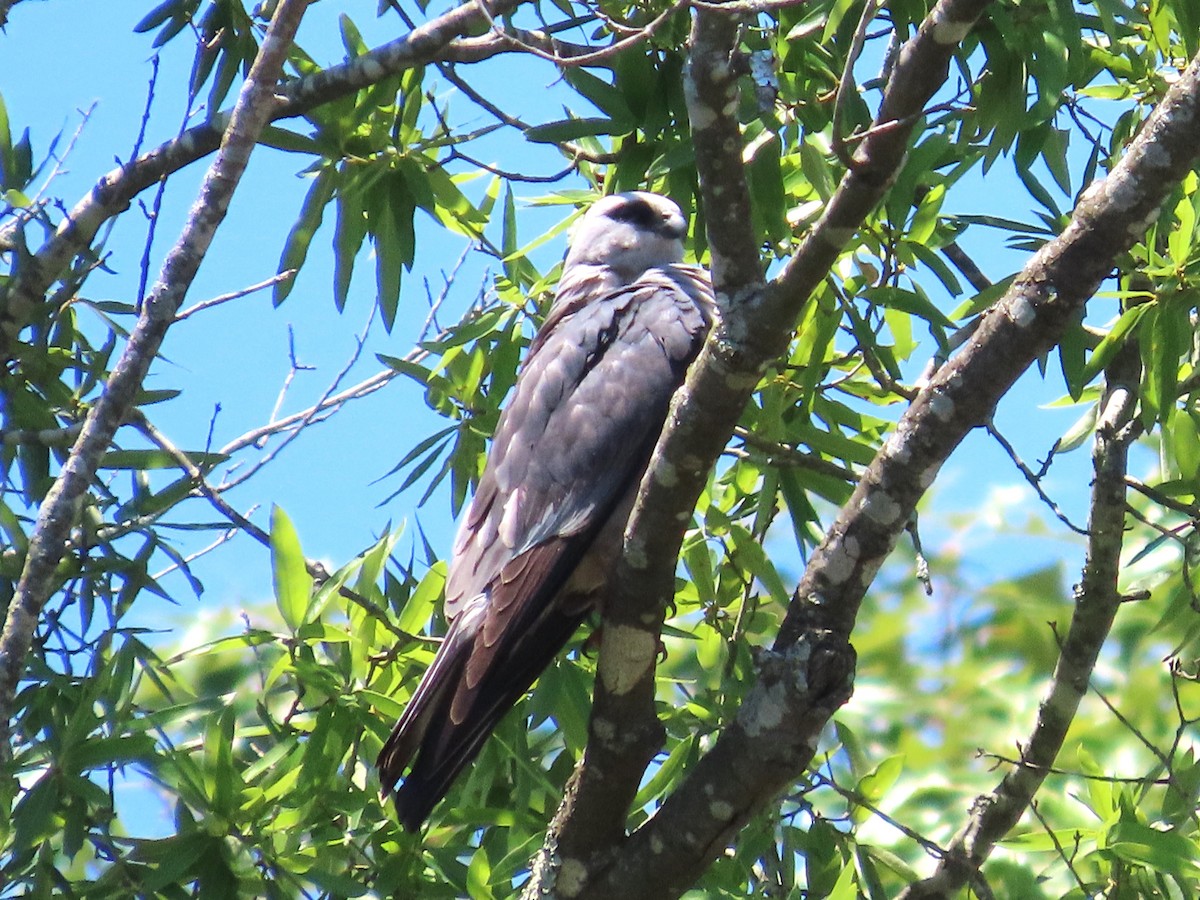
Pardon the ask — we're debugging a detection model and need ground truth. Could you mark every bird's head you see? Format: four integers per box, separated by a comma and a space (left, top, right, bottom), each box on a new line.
563, 192, 689, 279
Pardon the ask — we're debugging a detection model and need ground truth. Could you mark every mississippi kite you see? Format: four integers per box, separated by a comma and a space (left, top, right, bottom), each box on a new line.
376, 191, 715, 831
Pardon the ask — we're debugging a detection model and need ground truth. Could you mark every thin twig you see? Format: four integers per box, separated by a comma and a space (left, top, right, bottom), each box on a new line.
1125, 475, 1200, 521
986, 421, 1088, 535
220, 305, 376, 492
476, 0, 689, 69
980, 749, 1171, 784
267, 324, 317, 430
127, 408, 268, 545
1028, 801, 1091, 897
149, 527, 240, 583
174, 270, 296, 322
831, 0, 880, 170
0, 0, 311, 762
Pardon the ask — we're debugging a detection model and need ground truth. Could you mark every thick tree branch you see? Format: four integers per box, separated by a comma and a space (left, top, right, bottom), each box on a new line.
0, 0, 311, 760
572, 25, 1200, 900
530, 5, 771, 885
526, 0, 995, 896
775, 47, 1200, 648
0, 0, 23, 28
899, 341, 1140, 897
0, 0, 522, 358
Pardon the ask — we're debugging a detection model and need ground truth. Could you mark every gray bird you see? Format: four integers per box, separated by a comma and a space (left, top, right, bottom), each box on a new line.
376, 191, 715, 832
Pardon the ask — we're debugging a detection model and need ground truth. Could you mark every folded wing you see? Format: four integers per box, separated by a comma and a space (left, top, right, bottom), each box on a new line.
376, 265, 713, 832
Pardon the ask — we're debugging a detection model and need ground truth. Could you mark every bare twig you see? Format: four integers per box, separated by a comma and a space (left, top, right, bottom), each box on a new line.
0, 0, 311, 761
1126, 475, 1200, 521
174, 270, 296, 321
831, 0, 881, 170
267, 325, 318, 430
476, 0, 690, 69
219, 368, 399, 457
979, 749, 1172, 785
127, 408, 267, 545
1028, 801, 1092, 897
986, 421, 1088, 535
219, 306, 374, 493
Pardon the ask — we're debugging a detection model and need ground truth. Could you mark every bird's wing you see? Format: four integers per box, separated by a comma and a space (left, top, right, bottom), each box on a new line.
377, 267, 712, 829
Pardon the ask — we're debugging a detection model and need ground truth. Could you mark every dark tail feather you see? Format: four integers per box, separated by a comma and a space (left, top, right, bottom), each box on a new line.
376, 607, 482, 804
377, 602, 587, 832
390, 699, 512, 832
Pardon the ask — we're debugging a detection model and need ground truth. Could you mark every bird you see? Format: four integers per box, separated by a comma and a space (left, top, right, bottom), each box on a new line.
376, 191, 715, 832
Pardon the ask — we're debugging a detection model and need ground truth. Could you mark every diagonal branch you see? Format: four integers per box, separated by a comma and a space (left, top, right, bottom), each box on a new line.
898, 340, 1142, 897
578, 32, 1200, 900
0, 0, 523, 359
0, 0, 312, 761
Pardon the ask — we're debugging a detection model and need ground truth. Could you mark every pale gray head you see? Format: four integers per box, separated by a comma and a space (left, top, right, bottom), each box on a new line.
563, 192, 688, 279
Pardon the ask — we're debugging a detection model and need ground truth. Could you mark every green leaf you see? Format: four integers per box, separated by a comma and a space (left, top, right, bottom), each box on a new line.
99, 449, 228, 470
270, 505, 312, 632
12, 773, 60, 851
133, 834, 213, 891
397, 563, 446, 635
1108, 821, 1200, 879
1173, 410, 1200, 482
852, 754, 904, 824
133, 0, 181, 34
1169, 194, 1197, 268
259, 126, 322, 155
908, 184, 945, 245
333, 179, 368, 311
338, 12, 367, 57
633, 735, 698, 809
562, 68, 632, 121
950, 274, 1017, 319
275, 165, 337, 306
524, 117, 630, 144
1080, 302, 1152, 385
1042, 126, 1072, 195
1057, 401, 1099, 453
466, 844, 495, 900
307, 868, 369, 898
728, 524, 790, 607
864, 285, 955, 329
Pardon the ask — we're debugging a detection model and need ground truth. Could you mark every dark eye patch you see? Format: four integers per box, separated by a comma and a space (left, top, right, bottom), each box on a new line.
606, 198, 662, 231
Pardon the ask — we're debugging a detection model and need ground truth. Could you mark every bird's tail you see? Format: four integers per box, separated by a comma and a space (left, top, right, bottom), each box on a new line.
376, 598, 585, 832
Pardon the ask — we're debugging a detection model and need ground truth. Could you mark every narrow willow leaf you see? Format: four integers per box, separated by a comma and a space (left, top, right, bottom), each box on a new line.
275, 165, 337, 306
270, 505, 312, 633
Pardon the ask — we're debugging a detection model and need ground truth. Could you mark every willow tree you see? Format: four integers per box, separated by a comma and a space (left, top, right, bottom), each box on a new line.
3, 0, 1200, 896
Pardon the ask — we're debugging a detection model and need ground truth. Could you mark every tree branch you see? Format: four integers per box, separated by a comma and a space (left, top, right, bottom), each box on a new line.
527, 5, 772, 889
898, 339, 1141, 897
0, 0, 523, 359
0, 0, 311, 762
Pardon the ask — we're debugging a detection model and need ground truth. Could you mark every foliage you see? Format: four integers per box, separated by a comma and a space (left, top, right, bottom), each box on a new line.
3, 0, 1200, 896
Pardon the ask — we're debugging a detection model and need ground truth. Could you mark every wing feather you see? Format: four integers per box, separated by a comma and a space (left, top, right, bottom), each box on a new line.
377, 263, 714, 830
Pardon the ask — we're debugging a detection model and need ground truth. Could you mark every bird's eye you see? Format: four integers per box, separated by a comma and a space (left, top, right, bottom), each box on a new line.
607, 200, 660, 231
